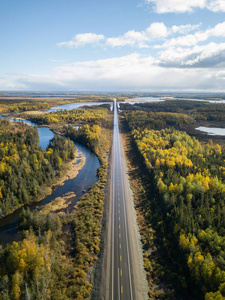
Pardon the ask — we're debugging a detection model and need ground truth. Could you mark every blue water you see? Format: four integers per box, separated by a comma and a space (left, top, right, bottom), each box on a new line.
8, 118, 54, 150
46, 101, 111, 113
196, 126, 225, 136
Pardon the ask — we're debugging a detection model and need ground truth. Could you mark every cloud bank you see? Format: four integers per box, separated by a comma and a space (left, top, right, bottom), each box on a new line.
145, 0, 225, 13
1, 51, 225, 92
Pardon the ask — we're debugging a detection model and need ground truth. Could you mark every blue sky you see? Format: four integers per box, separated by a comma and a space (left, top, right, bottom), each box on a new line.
1, 0, 225, 92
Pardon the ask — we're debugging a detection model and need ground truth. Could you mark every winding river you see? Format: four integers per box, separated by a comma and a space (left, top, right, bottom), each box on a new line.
0, 102, 104, 246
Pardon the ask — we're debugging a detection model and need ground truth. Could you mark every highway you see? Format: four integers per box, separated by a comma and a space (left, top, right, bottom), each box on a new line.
109, 98, 134, 300
102, 98, 148, 300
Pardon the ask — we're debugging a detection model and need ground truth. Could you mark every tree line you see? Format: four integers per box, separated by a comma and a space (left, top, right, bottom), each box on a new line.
121, 100, 225, 122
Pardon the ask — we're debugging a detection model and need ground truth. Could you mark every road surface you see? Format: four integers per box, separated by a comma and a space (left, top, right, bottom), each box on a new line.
104, 98, 148, 300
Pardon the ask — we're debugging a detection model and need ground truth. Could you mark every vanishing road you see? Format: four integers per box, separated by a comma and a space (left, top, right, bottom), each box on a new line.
105, 99, 148, 300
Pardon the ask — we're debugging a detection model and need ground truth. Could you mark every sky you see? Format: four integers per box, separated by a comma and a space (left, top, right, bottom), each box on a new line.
1, 0, 225, 92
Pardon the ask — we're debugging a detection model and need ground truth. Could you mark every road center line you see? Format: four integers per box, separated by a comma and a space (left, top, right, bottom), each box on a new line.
118, 117, 134, 300
118, 268, 121, 300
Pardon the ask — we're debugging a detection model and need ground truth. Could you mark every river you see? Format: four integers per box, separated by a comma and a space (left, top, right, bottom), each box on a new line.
46, 101, 112, 113
8, 118, 55, 150
0, 102, 103, 246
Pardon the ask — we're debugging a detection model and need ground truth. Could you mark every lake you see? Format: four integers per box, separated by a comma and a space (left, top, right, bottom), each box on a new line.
196, 126, 225, 136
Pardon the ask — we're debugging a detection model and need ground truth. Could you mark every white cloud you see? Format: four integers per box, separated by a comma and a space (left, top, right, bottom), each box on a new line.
58, 22, 201, 49
145, 0, 225, 13
57, 33, 105, 48
1, 53, 225, 92
106, 23, 168, 48
170, 24, 202, 34
106, 22, 185, 48
158, 42, 225, 67
206, 0, 225, 12
145, 0, 206, 13
157, 21, 225, 48
145, 22, 168, 38
106, 30, 149, 48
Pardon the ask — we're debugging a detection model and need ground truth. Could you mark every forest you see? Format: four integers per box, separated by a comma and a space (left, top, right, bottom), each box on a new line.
0, 105, 112, 299
0, 95, 112, 114
25, 107, 109, 126
0, 120, 75, 218
122, 102, 225, 299
124, 99, 225, 122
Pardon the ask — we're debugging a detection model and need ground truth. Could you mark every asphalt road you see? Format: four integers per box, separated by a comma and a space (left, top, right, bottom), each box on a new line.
109, 98, 134, 300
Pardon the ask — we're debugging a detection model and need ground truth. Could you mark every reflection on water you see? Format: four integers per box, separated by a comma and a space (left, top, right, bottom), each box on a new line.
196, 126, 225, 136
37, 127, 54, 149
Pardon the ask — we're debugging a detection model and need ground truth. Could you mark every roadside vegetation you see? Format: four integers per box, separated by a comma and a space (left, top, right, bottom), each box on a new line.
121, 101, 225, 299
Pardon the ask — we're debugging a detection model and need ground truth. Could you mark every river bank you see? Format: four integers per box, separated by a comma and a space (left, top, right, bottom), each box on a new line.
0, 149, 85, 221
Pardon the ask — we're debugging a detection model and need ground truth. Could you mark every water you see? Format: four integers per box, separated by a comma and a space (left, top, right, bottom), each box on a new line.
46, 101, 111, 113
8, 118, 54, 150
0, 141, 100, 246
37, 127, 55, 149
128, 96, 166, 104
130, 96, 225, 104
196, 126, 225, 136
5, 100, 113, 149
0, 97, 110, 241
0, 112, 100, 246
